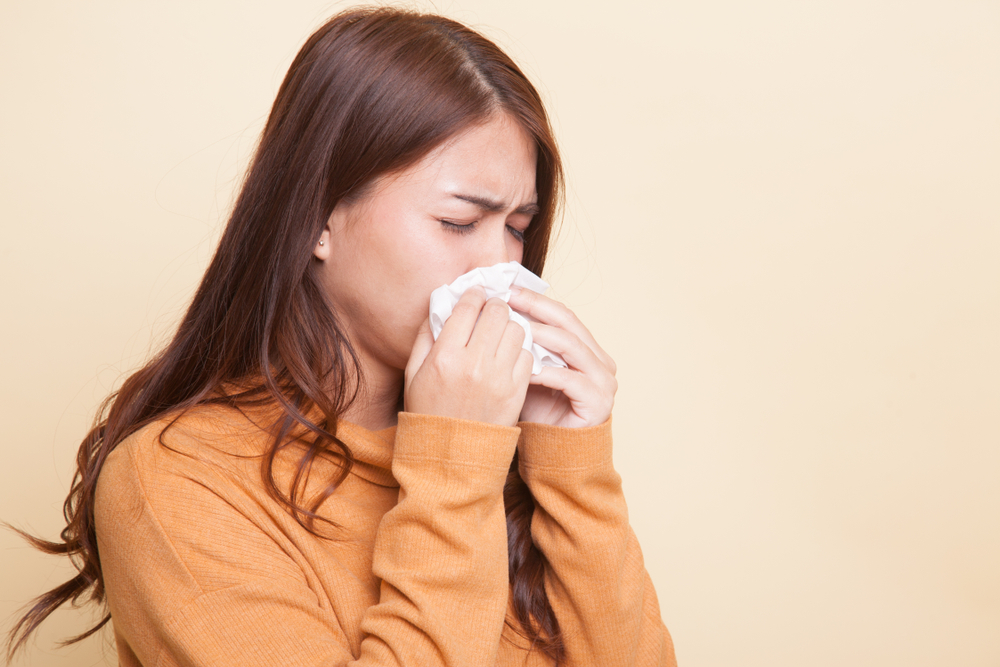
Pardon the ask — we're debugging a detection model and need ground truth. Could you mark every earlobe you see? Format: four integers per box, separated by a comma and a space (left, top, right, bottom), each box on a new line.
313, 228, 331, 260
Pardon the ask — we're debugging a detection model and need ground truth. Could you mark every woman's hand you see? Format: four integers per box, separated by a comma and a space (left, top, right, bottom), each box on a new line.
404, 287, 535, 427
507, 287, 618, 428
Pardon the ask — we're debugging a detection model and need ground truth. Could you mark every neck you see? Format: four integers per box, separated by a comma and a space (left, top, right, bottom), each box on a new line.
339, 352, 404, 432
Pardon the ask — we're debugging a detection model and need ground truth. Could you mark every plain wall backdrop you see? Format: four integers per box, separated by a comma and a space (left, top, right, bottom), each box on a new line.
2, 1, 998, 666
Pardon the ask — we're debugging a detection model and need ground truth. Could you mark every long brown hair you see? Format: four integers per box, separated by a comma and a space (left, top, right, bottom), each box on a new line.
6, 6, 566, 665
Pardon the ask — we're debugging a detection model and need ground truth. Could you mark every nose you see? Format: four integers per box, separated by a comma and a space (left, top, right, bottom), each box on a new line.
476, 224, 512, 268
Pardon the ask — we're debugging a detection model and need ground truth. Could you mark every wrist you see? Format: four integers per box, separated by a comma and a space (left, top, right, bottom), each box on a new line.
515, 416, 613, 470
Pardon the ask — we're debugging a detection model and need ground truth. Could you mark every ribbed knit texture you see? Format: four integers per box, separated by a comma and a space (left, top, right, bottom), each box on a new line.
94, 404, 675, 666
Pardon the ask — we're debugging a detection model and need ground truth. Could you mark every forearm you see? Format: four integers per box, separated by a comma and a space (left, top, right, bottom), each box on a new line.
358, 412, 519, 666
517, 419, 676, 667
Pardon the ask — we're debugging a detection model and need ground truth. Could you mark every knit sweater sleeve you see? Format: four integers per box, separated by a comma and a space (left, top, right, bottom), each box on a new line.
94, 412, 518, 667
516, 419, 677, 667
358, 413, 516, 665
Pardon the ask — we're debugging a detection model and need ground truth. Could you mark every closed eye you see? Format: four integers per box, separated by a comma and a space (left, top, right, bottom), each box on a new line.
506, 225, 525, 243
440, 219, 526, 243
440, 219, 477, 234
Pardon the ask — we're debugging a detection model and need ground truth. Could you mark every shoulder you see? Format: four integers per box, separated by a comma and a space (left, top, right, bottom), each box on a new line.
92, 407, 340, 648
94, 404, 312, 592
95, 404, 276, 540
100, 404, 266, 490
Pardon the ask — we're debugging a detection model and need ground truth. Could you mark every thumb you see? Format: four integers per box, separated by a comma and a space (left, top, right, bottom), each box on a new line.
405, 317, 435, 390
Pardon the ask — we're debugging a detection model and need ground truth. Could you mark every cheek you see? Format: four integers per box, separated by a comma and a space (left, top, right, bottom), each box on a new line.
369, 236, 454, 323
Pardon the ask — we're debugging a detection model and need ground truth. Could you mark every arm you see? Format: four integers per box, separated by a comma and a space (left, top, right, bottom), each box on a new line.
503, 287, 676, 665
95, 412, 518, 667
361, 412, 518, 665
517, 419, 676, 667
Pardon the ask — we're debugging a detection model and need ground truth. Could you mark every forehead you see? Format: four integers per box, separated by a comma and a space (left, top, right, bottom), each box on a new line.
376, 114, 538, 204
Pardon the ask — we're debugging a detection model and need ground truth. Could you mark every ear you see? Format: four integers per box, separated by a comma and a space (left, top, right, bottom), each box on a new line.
314, 201, 353, 261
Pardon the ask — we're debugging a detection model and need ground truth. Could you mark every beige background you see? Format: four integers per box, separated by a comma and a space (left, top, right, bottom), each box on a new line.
2, 1, 998, 665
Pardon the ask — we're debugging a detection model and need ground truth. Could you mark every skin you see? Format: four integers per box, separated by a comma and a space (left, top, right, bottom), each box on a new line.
313, 113, 617, 431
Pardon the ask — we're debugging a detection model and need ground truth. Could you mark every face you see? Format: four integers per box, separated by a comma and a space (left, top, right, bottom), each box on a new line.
313, 113, 539, 383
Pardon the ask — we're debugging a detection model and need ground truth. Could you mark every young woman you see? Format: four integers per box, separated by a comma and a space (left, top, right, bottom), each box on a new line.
9, 7, 675, 666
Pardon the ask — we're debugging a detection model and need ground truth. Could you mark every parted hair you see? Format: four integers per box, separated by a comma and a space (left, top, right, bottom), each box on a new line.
6, 6, 565, 664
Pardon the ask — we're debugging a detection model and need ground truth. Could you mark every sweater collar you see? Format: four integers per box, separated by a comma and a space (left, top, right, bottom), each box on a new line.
335, 419, 398, 488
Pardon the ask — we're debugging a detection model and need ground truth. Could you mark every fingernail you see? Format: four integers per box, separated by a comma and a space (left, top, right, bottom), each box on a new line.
509, 286, 522, 295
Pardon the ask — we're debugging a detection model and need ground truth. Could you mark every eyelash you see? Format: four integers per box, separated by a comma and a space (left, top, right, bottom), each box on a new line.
440, 220, 526, 243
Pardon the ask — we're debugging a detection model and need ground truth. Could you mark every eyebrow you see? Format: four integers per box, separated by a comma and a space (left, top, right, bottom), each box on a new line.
452, 193, 540, 217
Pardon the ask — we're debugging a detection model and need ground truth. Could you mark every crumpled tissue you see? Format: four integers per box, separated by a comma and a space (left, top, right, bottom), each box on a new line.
429, 261, 568, 375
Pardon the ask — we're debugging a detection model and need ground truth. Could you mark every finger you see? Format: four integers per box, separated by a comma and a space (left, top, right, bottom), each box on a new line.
507, 288, 616, 374
405, 317, 435, 386
467, 296, 513, 354
436, 286, 488, 348
530, 321, 607, 378
513, 347, 534, 386
528, 366, 614, 425
495, 318, 528, 369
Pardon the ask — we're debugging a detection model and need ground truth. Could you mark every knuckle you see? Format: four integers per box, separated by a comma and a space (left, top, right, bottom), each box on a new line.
484, 298, 509, 317
567, 333, 586, 355
461, 359, 484, 384
452, 301, 480, 318
551, 300, 574, 322
430, 354, 452, 376
507, 321, 527, 342
464, 286, 487, 301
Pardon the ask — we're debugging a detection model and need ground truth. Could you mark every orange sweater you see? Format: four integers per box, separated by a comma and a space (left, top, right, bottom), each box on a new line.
94, 405, 675, 666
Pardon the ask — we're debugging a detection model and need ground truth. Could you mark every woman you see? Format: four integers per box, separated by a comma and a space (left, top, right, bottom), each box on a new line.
8, 7, 675, 666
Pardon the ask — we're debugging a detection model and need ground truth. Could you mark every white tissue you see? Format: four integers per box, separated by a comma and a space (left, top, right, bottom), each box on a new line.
429, 261, 568, 375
